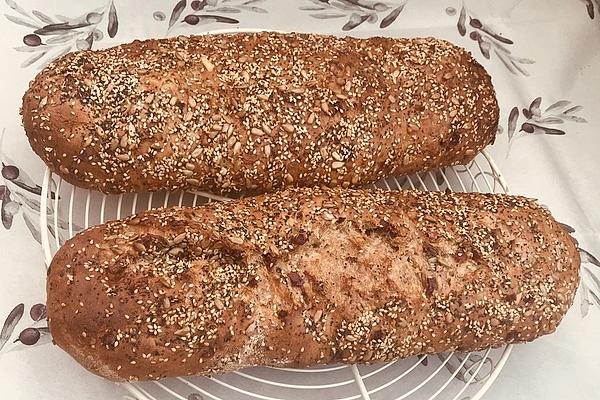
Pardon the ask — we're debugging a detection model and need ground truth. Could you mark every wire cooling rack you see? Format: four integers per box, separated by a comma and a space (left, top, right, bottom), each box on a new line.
39, 150, 511, 400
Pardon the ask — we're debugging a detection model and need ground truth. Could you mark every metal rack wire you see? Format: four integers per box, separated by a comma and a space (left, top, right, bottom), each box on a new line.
39, 150, 511, 400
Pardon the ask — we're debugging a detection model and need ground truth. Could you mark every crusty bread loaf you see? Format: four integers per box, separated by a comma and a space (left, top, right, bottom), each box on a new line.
23, 32, 498, 194
47, 187, 579, 381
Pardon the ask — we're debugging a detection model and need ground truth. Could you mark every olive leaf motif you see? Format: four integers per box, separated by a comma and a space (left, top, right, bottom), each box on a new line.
169, 0, 187, 29
5, 0, 120, 68
439, 351, 495, 384
0, 303, 24, 351
505, 97, 587, 155
380, 4, 406, 28
449, 4, 533, 75
583, 0, 600, 19
107, 0, 118, 38
301, 0, 407, 30
580, 249, 600, 317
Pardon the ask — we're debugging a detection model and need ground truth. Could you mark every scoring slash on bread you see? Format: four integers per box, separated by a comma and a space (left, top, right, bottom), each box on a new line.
22, 32, 498, 194
47, 187, 579, 381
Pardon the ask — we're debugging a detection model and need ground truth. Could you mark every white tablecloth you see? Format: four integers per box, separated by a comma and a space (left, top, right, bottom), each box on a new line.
0, 1, 598, 399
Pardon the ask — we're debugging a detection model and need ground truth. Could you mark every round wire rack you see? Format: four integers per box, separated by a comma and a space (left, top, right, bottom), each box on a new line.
39, 150, 511, 400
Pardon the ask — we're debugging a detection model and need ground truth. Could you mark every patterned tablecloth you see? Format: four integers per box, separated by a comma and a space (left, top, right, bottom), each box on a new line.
0, 1, 598, 399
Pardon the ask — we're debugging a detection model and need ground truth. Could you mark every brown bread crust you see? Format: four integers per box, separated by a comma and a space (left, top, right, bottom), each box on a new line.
23, 32, 498, 194
47, 188, 579, 381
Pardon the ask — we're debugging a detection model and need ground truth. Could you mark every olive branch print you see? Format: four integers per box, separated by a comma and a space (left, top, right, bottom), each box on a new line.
4, 0, 119, 68
505, 97, 587, 155
154, 0, 268, 31
300, 0, 407, 30
0, 303, 50, 354
582, 0, 600, 19
446, 3, 534, 76
0, 129, 75, 251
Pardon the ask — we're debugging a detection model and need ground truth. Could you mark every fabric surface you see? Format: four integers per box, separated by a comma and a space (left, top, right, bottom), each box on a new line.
0, 1, 598, 399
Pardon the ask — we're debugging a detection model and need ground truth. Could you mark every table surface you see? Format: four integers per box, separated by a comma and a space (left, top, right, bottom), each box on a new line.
0, 1, 598, 399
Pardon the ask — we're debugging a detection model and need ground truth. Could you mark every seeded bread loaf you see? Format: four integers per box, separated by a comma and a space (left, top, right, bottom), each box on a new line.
47, 187, 579, 381
23, 32, 498, 194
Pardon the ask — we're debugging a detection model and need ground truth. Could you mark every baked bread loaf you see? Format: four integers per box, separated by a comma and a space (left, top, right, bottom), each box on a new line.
47, 187, 579, 381
23, 32, 498, 194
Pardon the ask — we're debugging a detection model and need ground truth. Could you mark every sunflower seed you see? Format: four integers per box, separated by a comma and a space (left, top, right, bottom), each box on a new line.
251, 127, 265, 136
282, 124, 295, 133
172, 232, 187, 245
229, 236, 244, 245
191, 148, 202, 158
313, 309, 323, 322
116, 154, 130, 161
332, 161, 344, 169
264, 144, 271, 157
323, 212, 335, 221
261, 123, 272, 134
133, 242, 146, 252
200, 56, 214, 72
174, 327, 190, 336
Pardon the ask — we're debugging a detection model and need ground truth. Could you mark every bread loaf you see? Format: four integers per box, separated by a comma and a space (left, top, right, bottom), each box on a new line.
47, 187, 579, 381
23, 32, 498, 194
